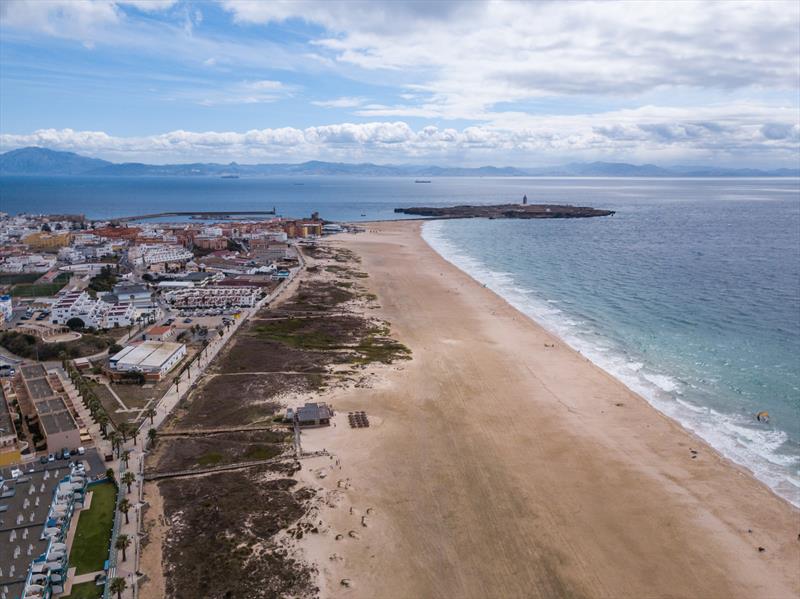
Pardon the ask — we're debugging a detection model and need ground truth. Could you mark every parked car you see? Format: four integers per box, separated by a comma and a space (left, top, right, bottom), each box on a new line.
40, 455, 48, 465
47, 453, 55, 462
78, 446, 86, 456
183, 318, 192, 323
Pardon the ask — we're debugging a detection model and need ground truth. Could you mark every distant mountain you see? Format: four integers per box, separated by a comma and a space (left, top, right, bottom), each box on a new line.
0, 147, 111, 175
1, 147, 797, 178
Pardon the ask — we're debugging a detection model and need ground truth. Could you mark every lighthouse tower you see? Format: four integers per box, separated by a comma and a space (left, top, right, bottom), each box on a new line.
522, 194, 528, 205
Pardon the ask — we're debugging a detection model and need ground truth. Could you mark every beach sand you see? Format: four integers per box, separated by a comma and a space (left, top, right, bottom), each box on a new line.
296, 220, 800, 599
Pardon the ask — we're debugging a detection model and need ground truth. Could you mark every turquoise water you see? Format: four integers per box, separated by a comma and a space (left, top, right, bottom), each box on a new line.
422, 181, 800, 506
2, 175, 799, 504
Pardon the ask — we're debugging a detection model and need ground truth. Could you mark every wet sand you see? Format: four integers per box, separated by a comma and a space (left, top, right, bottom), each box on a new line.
297, 220, 800, 599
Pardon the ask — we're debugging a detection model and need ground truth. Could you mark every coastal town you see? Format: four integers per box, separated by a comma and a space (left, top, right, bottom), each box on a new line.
0, 210, 373, 599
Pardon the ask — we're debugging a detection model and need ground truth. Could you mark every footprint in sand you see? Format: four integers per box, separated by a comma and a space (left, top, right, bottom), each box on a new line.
348, 530, 360, 539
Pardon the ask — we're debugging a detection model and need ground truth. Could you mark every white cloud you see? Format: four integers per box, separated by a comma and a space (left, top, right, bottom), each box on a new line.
2, 103, 797, 166
224, 0, 800, 121
311, 96, 367, 108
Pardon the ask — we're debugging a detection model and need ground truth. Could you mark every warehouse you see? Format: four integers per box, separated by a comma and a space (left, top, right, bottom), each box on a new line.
109, 340, 186, 380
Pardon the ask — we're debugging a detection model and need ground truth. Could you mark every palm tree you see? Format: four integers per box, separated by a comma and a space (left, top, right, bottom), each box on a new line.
121, 450, 130, 467
109, 432, 121, 457
110, 577, 127, 599
119, 498, 131, 524
118, 422, 130, 443
144, 407, 156, 425
105, 468, 115, 482
115, 533, 131, 561
147, 428, 157, 448
121, 471, 136, 494
97, 413, 109, 436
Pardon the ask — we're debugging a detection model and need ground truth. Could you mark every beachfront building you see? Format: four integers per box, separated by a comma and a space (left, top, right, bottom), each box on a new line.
5, 463, 90, 599
290, 402, 333, 427
163, 286, 261, 309
109, 340, 186, 380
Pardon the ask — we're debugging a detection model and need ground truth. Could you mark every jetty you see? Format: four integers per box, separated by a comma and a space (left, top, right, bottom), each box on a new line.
112, 209, 276, 223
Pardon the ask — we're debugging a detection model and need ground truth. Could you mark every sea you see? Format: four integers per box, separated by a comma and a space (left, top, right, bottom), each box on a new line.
2, 175, 799, 505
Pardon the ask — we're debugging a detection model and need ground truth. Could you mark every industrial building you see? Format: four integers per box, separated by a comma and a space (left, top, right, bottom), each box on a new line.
109, 340, 186, 380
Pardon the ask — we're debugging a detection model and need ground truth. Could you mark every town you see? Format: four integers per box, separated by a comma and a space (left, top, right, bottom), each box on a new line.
0, 210, 350, 599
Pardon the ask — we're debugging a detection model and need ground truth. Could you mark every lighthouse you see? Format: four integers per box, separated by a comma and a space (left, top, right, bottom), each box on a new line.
522, 194, 528, 205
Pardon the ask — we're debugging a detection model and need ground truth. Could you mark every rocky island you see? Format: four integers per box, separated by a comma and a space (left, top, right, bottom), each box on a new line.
394, 203, 615, 219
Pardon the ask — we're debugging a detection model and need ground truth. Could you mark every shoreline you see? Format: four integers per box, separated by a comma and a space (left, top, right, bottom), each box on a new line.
419, 218, 799, 509
297, 219, 799, 598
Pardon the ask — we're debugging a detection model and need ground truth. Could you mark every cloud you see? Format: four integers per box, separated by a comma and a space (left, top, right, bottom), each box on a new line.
224, 0, 800, 121
168, 79, 294, 106
311, 96, 367, 108
2, 103, 797, 166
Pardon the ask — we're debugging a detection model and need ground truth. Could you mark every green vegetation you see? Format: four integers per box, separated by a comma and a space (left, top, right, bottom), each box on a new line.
243, 444, 282, 461
0, 331, 115, 360
197, 451, 224, 466
62, 581, 103, 599
87, 265, 119, 294
70, 481, 117, 574
252, 318, 410, 364
9, 273, 70, 297
0, 272, 43, 285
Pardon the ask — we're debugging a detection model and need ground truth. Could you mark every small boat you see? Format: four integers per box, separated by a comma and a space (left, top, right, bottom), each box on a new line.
414, 180, 432, 183
360, 213, 366, 217
220, 174, 239, 179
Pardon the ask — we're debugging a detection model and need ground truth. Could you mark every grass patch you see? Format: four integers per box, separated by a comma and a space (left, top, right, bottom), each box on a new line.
70, 481, 117, 575
0, 272, 44, 285
0, 331, 115, 361
11, 281, 67, 297
63, 581, 103, 599
197, 452, 224, 466
243, 444, 282, 461
252, 318, 340, 349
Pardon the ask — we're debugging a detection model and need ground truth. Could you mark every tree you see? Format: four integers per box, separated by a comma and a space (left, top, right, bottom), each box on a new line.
105, 468, 115, 482
121, 471, 136, 494
110, 576, 127, 599
41, 223, 52, 232
147, 427, 157, 447
121, 450, 130, 467
97, 413, 109, 436
119, 498, 131, 524
115, 533, 131, 561
109, 432, 121, 457
118, 422, 130, 443
65, 317, 85, 331
144, 407, 156, 425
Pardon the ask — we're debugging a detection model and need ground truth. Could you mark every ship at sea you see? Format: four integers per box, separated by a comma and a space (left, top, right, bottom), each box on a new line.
221, 174, 240, 179
415, 179, 432, 183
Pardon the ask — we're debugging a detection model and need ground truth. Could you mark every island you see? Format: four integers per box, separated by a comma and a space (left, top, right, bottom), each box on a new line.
394, 203, 615, 219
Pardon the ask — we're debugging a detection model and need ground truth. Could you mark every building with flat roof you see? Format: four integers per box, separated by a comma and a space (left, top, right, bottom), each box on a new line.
109, 340, 186, 380
13, 364, 81, 454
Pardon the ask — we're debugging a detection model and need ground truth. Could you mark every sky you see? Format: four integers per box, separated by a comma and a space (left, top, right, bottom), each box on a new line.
0, 0, 798, 167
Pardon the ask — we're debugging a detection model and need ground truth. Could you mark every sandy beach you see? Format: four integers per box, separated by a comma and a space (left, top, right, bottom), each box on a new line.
296, 220, 800, 599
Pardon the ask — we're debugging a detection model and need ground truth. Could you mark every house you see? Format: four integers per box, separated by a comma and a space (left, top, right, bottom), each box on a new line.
143, 324, 175, 342
294, 402, 333, 427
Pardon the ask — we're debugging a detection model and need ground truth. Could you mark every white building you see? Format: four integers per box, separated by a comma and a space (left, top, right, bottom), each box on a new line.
109, 341, 186, 379
0, 294, 13, 324
51, 290, 135, 329
163, 286, 260, 309
128, 244, 193, 267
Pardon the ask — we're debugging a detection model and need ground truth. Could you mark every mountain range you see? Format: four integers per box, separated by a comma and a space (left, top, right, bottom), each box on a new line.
1, 147, 797, 178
